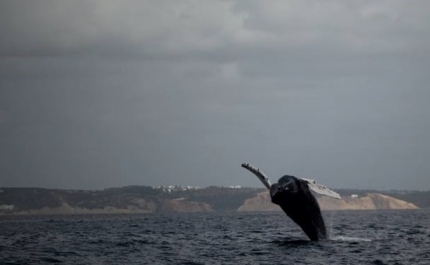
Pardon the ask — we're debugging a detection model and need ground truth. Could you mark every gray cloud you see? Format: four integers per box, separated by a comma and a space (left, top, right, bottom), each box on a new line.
1, 0, 430, 190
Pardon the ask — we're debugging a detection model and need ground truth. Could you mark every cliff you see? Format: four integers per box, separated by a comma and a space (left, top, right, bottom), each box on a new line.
237, 191, 418, 212
0, 187, 214, 215
160, 198, 213, 213
237, 192, 280, 212
0, 186, 421, 215
318, 193, 418, 210
14, 199, 212, 215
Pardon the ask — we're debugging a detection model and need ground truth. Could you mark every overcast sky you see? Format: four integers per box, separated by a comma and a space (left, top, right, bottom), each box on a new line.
1, 0, 430, 190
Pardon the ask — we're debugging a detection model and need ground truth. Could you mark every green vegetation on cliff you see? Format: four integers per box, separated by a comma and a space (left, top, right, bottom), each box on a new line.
0, 186, 263, 214
0, 186, 427, 215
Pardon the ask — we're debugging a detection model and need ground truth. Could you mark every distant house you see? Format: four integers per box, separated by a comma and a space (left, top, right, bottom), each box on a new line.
0, 204, 14, 210
351, 194, 358, 198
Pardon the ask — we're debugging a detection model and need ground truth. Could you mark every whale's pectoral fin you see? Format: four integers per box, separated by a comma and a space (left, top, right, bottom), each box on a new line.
301, 178, 341, 199
241, 163, 272, 190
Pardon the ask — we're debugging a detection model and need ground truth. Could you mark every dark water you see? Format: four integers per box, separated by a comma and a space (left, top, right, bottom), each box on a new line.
1, 210, 429, 264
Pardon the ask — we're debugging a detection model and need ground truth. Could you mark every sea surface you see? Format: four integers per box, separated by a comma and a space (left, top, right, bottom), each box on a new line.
1, 210, 429, 264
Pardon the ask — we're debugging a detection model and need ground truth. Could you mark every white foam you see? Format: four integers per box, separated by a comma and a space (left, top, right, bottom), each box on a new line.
330, 236, 372, 242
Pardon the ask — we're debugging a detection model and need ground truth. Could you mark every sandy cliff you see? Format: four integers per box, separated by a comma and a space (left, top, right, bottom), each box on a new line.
237, 191, 418, 212
1, 187, 420, 215
15, 198, 158, 215
160, 198, 213, 213
318, 193, 418, 210
237, 192, 280, 212
14, 198, 212, 215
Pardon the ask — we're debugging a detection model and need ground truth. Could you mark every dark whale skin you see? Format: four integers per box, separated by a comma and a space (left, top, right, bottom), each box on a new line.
270, 175, 327, 241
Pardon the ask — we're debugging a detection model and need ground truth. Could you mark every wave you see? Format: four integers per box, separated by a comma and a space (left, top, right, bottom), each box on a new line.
330, 236, 372, 242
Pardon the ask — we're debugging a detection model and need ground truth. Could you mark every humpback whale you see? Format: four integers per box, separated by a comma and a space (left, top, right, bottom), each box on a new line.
241, 163, 341, 241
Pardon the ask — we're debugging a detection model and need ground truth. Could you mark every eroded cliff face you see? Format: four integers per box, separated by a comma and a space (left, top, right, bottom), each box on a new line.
1, 187, 419, 215
237, 192, 280, 212
237, 191, 418, 212
318, 193, 418, 210
14, 198, 212, 215
160, 198, 213, 213
15, 198, 158, 215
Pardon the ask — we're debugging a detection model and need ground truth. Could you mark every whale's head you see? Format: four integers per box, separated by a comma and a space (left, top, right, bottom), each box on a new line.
270, 175, 300, 205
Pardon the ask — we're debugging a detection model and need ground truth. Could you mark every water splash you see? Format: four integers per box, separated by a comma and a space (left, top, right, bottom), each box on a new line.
330, 236, 372, 242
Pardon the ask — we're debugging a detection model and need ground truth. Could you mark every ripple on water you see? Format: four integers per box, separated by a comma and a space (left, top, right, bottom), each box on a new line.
330, 236, 372, 242
0, 210, 429, 264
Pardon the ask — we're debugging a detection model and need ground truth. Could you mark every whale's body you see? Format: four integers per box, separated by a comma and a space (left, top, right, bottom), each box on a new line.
270, 175, 326, 240
241, 163, 340, 241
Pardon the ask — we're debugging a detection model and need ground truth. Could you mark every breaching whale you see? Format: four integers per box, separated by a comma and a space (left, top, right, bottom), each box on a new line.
241, 163, 341, 241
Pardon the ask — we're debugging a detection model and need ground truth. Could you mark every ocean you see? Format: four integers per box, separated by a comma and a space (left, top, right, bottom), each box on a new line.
1, 210, 429, 264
